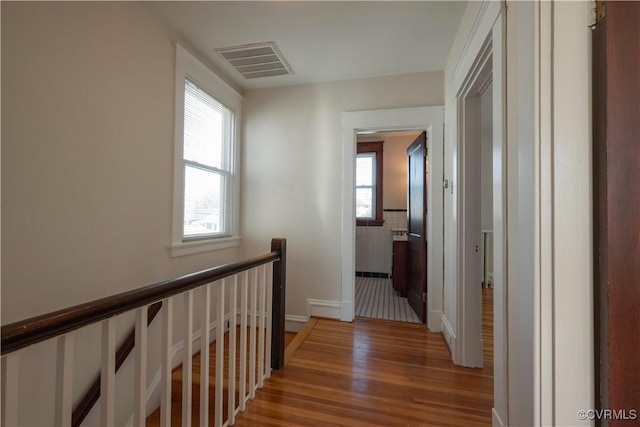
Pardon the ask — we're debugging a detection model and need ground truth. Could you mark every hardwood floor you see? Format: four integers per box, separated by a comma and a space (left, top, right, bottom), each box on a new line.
233, 290, 494, 426
482, 287, 493, 375
148, 289, 494, 426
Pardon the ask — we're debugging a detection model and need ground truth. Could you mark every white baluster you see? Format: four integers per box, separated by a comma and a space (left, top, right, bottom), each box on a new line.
258, 265, 266, 387
239, 271, 248, 410
161, 297, 173, 426
134, 306, 148, 427
249, 268, 257, 397
55, 334, 74, 427
265, 262, 273, 378
200, 284, 211, 427
214, 280, 225, 427
1, 353, 20, 427
183, 290, 194, 427
228, 274, 238, 424
101, 318, 116, 426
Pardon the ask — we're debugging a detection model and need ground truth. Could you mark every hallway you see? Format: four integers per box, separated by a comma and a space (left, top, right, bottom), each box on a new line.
231, 306, 493, 426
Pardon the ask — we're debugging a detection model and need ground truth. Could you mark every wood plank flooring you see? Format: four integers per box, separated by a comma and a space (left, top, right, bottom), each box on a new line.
148, 288, 493, 426
232, 316, 493, 426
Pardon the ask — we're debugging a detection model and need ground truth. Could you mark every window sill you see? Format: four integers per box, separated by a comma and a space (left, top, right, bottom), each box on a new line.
169, 236, 242, 257
356, 219, 385, 227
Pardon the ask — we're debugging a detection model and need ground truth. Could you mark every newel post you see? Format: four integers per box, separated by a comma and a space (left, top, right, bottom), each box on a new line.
270, 238, 286, 370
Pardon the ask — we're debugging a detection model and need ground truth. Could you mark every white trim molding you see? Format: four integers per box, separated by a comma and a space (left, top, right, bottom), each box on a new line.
307, 299, 341, 320
534, 1, 594, 425
341, 106, 444, 328
441, 314, 456, 357
285, 314, 309, 332
428, 310, 443, 333
492, 408, 506, 427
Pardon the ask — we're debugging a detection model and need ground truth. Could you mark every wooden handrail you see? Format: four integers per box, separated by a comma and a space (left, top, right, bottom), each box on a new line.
1, 248, 281, 356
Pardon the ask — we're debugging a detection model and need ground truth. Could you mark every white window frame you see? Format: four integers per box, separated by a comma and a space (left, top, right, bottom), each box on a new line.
170, 44, 243, 257
355, 152, 376, 220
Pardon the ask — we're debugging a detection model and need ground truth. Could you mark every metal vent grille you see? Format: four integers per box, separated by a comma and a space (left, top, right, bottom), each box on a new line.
216, 42, 294, 79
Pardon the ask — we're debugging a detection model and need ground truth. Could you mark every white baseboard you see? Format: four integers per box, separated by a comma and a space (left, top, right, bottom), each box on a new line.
340, 300, 353, 321
307, 299, 341, 319
285, 314, 308, 332
492, 408, 505, 427
441, 313, 456, 360
235, 313, 308, 332
428, 310, 443, 332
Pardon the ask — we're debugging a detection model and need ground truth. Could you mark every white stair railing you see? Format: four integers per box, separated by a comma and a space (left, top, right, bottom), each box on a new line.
1, 238, 286, 427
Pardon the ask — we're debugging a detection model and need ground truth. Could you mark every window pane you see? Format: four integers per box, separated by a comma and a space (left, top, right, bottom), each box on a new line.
356, 155, 374, 186
184, 79, 231, 170
356, 188, 373, 218
184, 165, 225, 237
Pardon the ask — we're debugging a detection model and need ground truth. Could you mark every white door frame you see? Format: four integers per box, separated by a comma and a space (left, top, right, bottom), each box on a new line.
455, 39, 493, 369
445, 2, 507, 425
340, 106, 444, 331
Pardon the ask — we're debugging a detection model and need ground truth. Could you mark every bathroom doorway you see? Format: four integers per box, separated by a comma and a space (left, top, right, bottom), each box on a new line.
341, 106, 444, 331
354, 129, 424, 323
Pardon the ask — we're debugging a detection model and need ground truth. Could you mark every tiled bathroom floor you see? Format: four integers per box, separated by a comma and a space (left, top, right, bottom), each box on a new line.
355, 276, 422, 324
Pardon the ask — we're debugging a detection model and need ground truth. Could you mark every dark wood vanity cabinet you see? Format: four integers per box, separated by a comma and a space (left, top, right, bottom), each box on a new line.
392, 240, 408, 297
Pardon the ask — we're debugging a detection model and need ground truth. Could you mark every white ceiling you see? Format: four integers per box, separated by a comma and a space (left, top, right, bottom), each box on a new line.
146, 1, 467, 92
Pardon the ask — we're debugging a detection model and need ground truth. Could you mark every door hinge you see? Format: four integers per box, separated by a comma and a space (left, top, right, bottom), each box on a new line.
422, 292, 426, 303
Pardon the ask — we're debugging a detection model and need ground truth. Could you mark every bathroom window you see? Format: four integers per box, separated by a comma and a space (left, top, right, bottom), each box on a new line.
356, 141, 384, 226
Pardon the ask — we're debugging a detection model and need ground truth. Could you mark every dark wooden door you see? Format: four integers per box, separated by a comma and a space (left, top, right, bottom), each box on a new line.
407, 132, 427, 322
593, 2, 640, 422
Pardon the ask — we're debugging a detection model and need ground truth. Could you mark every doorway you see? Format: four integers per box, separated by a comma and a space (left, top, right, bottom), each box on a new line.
341, 106, 444, 333
446, 7, 506, 421
354, 130, 424, 324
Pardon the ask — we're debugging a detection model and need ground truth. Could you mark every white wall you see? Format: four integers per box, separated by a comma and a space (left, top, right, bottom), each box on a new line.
1, 1, 245, 323
381, 134, 413, 209
1, 2, 244, 425
241, 72, 443, 318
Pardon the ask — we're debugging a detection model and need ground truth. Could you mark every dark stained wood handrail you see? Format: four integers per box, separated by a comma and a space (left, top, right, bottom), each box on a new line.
1, 250, 281, 356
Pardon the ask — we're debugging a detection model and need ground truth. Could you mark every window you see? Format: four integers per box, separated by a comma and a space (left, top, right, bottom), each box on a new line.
171, 44, 243, 256
356, 141, 384, 226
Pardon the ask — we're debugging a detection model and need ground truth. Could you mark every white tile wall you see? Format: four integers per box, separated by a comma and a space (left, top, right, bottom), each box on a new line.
355, 210, 407, 274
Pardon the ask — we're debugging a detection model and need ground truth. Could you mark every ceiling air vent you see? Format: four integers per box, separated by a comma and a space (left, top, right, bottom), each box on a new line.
216, 42, 294, 79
